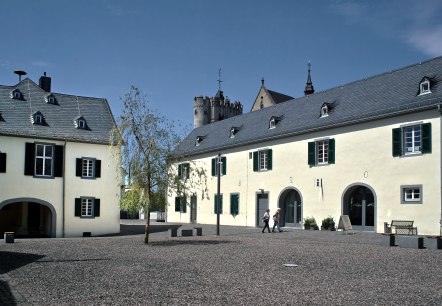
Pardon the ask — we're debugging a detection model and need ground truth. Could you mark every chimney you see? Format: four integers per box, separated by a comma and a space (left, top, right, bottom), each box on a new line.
39, 72, 51, 92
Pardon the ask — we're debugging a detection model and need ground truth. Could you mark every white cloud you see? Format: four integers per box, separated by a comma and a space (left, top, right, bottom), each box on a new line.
407, 26, 442, 57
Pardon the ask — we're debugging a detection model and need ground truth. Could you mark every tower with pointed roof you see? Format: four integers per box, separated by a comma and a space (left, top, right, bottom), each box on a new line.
304, 61, 315, 96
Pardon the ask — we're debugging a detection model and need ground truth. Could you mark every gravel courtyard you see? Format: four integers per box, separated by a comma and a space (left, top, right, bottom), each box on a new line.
1, 221, 442, 305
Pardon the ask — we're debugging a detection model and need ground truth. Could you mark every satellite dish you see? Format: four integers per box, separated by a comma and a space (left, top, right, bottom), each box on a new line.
14, 70, 27, 82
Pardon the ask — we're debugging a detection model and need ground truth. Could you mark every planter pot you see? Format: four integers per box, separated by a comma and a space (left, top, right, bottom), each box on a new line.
425, 237, 442, 250
396, 236, 424, 249
380, 234, 396, 247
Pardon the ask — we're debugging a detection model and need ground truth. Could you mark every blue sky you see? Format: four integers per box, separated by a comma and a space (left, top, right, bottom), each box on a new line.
1, 0, 442, 129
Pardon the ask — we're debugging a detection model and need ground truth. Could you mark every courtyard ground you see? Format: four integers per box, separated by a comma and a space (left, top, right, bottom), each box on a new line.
1, 220, 441, 305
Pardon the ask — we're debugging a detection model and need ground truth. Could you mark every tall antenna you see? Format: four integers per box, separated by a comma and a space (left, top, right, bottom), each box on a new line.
217, 68, 223, 91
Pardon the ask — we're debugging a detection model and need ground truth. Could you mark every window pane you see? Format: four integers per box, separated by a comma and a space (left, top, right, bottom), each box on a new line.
44, 158, 52, 175
260, 151, 267, 170
45, 145, 53, 157
35, 158, 43, 175
36, 144, 44, 156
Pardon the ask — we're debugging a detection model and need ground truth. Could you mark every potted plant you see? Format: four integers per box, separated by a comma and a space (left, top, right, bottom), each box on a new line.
321, 216, 336, 231
304, 216, 319, 230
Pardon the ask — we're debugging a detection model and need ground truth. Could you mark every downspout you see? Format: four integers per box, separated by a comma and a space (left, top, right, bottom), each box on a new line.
439, 105, 442, 237
62, 139, 66, 238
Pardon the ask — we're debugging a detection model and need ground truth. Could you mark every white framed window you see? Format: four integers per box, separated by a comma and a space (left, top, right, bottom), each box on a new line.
419, 79, 431, 95
317, 140, 329, 164
230, 128, 235, 138
11, 89, 22, 100
178, 163, 190, 179
269, 118, 276, 129
401, 185, 422, 204
253, 149, 272, 172
35, 115, 43, 124
321, 105, 329, 117
195, 136, 203, 146
81, 198, 94, 217
46, 94, 56, 104
35, 144, 53, 177
404, 125, 421, 155
78, 119, 86, 129
82, 158, 94, 178
260, 150, 268, 170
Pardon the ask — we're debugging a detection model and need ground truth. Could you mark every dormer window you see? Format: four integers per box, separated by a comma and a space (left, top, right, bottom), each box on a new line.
321, 104, 329, 117
195, 136, 204, 146
230, 127, 239, 138
11, 89, 23, 100
419, 78, 431, 95
74, 116, 87, 129
31, 112, 45, 125
269, 116, 281, 129
46, 94, 57, 104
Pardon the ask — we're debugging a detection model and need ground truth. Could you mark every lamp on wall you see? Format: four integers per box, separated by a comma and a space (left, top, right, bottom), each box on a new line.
259, 188, 265, 194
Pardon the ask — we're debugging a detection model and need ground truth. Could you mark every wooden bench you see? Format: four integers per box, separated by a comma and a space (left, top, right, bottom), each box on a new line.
387, 220, 418, 235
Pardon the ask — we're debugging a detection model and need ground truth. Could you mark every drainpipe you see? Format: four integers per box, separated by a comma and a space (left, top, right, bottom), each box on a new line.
439, 105, 442, 237
62, 139, 66, 238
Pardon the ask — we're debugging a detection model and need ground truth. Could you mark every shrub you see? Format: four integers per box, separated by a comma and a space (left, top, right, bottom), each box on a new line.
321, 216, 336, 230
304, 216, 319, 230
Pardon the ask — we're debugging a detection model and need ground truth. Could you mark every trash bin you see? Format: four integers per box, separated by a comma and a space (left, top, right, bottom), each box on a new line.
4, 232, 14, 243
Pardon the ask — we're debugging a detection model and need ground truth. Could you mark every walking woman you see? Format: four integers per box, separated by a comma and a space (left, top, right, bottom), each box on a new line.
262, 208, 271, 233
272, 208, 282, 232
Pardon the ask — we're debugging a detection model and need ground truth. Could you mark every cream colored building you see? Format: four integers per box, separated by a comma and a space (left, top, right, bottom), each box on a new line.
168, 57, 442, 236
0, 74, 120, 238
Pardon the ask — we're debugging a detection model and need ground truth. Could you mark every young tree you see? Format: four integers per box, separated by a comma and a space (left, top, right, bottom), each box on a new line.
112, 86, 207, 244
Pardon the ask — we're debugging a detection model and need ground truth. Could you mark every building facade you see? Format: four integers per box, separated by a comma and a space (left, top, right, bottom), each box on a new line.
0, 74, 120, 238
167, 57, 442, 236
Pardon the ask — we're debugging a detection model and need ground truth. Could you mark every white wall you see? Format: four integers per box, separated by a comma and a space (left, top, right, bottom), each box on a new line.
167, 110, 441, 235
0, 136, 121, 237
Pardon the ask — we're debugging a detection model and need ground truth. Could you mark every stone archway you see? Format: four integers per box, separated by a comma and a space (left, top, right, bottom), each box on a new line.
0, 198, 56, 238
278, 187, 302, 228
342, 184, 376, 231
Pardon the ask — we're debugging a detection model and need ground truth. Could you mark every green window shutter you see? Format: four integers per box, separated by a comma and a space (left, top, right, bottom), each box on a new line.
422, 123, 432, 154
24, 143, 35, 176
75, 198, 81, 217
267, 149, 272, 170
185, 163, 190, 179
175, 197, 180, 212
211, 158, 216, 176
222, 157, 226, 175
95, 160, 101, 178
94, 199, 100, 217
392, 128, 402, 157
308, 142, 316, 166
253, 151, 258, 172
178, 164, 182, 177
214, 195, 223, 213
181, 197, 187, 213
230, 194, 239, 215
0, 153, 6, 173
76, 158, 82, 176
54, 145, 64, 177
328, 139, 335, 164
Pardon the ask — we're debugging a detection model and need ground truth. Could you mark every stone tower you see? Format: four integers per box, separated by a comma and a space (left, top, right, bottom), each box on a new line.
194, 89, 243, 129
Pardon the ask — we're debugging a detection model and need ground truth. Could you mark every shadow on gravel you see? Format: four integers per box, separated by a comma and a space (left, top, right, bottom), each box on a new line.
0, 251, 45, 274
0, 280, 17, 306
109, 224, 183, 236
34, 258, 111, 263
149, 240, 237, 247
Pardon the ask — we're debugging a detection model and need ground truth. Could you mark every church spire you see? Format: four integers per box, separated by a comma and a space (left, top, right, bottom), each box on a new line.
304, 61, 315, 96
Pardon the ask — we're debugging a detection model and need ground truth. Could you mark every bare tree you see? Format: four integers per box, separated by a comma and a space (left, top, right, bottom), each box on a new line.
111, 86, 207, 244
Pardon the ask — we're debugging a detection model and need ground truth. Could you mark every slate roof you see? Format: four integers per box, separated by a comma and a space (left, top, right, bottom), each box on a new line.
0, 78, 116, 144
267, 89, 294, 104
174, 56, 442, 157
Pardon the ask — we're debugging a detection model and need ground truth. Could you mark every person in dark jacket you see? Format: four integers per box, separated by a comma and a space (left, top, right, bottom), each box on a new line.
262, 208, 271, 233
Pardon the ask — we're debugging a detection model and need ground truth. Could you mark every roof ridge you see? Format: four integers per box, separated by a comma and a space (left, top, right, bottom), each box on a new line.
296, 55, 442, 99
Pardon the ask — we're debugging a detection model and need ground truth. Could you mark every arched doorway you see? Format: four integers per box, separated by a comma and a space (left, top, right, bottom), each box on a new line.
278, 188, 302, 227
342, 184, 375, 231
0, 198, 56, 238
